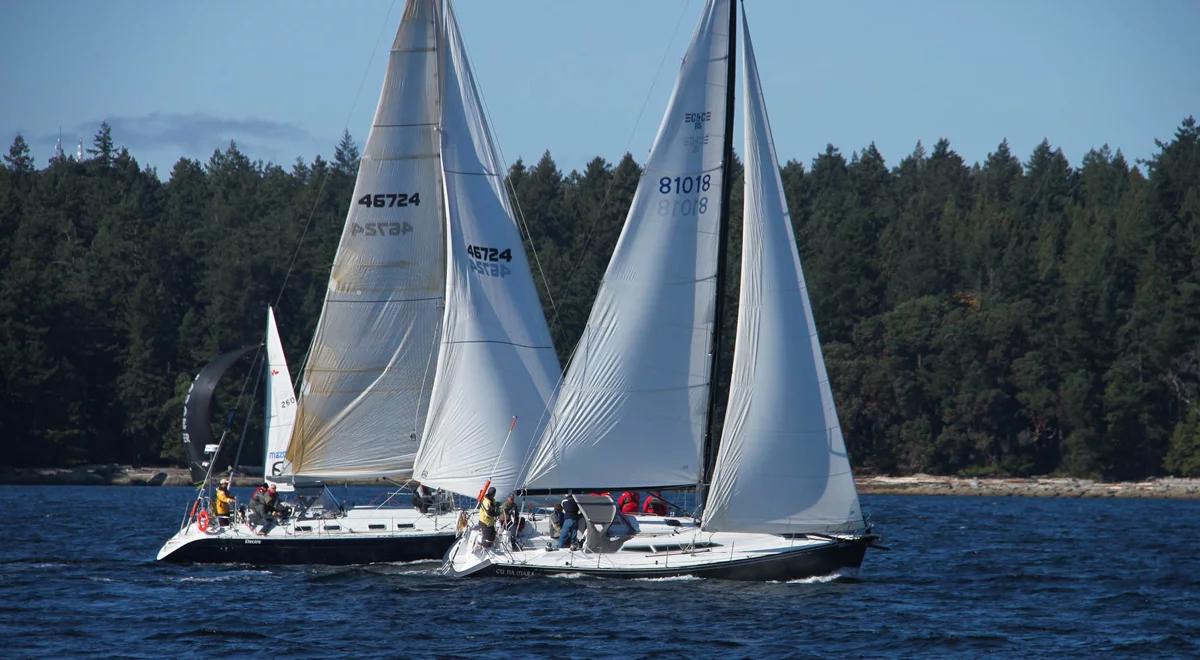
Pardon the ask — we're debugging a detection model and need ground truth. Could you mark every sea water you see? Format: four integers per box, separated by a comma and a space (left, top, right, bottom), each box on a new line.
1, 485, 1197, 657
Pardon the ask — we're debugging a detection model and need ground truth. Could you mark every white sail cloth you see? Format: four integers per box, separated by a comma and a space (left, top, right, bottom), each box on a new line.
702, 17, 864, 534
523, 0, 732, 491
286, 1, 444, 480
412, 1, 560, 499
263, 307, 296, 491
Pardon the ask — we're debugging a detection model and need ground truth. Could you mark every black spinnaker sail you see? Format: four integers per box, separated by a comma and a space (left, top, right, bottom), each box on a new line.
181, 346, 257, 483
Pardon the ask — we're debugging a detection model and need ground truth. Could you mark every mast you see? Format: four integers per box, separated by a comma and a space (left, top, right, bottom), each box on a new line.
700, 0, 738, 498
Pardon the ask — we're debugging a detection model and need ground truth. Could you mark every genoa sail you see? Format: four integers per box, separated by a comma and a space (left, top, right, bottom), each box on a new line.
522, 0, 734, 492
701, 15, 864, 534
263, 307, 297, 491
411, 1, 561, 499
287, 0, 446, 480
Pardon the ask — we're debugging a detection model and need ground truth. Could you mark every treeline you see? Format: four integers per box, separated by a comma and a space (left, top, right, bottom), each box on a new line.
1, 118, 1198, 479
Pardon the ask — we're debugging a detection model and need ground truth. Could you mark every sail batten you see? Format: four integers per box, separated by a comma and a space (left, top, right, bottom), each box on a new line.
701, 12, 864, 535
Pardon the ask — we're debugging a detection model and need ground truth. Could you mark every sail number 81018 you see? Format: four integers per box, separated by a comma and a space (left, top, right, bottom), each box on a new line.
657, 175, 710, 217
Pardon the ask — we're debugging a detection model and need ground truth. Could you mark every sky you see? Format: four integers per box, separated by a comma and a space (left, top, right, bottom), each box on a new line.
2, 0, 1197, 178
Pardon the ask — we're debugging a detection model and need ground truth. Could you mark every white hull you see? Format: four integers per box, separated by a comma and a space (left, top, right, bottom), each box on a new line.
440, 513, 870, 581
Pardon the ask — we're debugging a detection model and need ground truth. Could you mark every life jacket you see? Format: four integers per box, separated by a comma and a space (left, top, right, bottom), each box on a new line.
215, 488, 234, 515
617, 491, 639, 513
642, 494, 667, 515
478, 496, 497, 527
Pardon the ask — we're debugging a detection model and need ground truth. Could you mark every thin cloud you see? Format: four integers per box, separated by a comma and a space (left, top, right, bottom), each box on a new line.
47, 112, 314, 155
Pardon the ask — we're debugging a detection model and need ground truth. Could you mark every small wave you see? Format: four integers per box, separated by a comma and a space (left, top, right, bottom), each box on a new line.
633, 575, 702, 582
144, 628, 270, 642
783, 570, 853, 584
174, 575, 241, 583
548, 572, 587, 579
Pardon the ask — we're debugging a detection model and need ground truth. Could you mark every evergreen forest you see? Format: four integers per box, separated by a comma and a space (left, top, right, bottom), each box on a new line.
2, 118, 1199, 480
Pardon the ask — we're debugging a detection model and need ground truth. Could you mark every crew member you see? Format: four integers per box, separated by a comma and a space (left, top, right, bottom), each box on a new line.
478, 486, 498, 548
411, 481, 433, 514
214, 478, 236, 526
499, 494, 522, 550
559, 494, 581, 548
642, 490, 668, 516
617, 490, 640, 514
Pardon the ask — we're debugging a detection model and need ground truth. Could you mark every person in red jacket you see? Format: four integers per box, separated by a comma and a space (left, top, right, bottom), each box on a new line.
642, 490, 668, 516
617, 490, 640, 514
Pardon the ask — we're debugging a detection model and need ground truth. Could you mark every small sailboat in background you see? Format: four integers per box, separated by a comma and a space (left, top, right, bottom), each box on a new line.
442, 0, 878, 581
158, 0, 560, 564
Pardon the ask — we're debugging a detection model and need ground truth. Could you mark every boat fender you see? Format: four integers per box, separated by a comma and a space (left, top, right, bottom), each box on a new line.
197, 509, 210, 532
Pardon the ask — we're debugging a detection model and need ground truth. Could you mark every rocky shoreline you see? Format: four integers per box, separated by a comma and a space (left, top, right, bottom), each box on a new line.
856, 474, 1200, 499
2, 465, 1198, 499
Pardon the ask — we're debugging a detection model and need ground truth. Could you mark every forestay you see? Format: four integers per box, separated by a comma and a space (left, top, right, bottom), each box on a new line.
702, 17, 864, 534
522, 0, 733, 491
411, 1, 561, 499
287, 1, 445, 480
263, 307, 296, 491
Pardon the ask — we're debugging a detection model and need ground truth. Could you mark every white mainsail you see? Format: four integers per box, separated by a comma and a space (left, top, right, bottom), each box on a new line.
287, 1, 447, 479
263, 307, 296, 491
523, 0, 733, 491
411, 1, 561, 499
701, 16, 864, 534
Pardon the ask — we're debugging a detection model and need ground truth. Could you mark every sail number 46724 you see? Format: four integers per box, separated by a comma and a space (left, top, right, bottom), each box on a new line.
467, 243, 512, 277
357, 192, 421, 208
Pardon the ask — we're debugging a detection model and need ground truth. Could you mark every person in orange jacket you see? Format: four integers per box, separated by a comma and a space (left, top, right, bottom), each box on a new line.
617, 490, 640, 514
641, 490, 668, 516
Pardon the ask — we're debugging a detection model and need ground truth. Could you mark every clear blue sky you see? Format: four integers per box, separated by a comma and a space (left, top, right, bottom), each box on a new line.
2, 1, 1197, 177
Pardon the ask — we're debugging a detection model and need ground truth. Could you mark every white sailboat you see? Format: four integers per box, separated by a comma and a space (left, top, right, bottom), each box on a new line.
158, 0, 560, 564
441, 0, 877, 581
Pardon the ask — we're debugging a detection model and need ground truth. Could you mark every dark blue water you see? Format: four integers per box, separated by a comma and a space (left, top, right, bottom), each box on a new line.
2, 486, 1197, 658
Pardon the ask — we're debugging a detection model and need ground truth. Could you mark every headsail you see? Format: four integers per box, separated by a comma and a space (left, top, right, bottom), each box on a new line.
263, 307, 296, 491
522, 0, 734, 492
287, 0, 446, 480
702, 14, 864, 534
410, 1, 561, 499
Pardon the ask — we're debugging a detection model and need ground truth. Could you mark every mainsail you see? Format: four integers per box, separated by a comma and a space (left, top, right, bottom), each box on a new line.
286, 1, 445, 480
263, 307, 296, 490
701, 15, 864, 534
411, 1, 561, 499
523, 0, 733, 491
